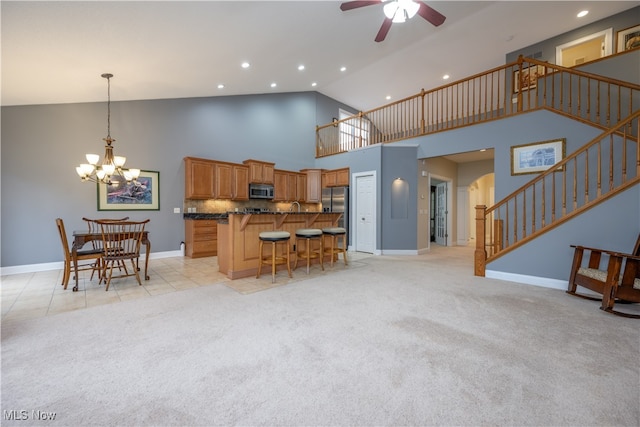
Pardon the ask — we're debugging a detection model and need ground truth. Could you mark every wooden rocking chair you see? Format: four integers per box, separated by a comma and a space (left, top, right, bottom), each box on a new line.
567, 234, 640, 318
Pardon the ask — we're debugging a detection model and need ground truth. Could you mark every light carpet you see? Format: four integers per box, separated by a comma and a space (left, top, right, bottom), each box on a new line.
2, 246, 639, 426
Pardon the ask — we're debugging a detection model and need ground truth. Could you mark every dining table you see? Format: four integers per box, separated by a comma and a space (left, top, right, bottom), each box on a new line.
69, 230, 151, 292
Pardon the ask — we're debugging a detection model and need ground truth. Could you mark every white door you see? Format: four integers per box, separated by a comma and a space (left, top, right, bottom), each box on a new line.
355, 172, 375, 253
435, 182, 448, 246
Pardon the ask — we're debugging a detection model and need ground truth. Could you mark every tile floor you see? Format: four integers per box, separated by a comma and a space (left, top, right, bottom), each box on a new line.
1, 252, 368, 325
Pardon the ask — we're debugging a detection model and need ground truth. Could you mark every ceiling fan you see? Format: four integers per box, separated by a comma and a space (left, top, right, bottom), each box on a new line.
340, 0, 446, 42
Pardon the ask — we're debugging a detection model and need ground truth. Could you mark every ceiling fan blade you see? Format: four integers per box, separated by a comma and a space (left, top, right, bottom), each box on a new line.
375, 18, 393, 42
340, 1, 382, 12
417, 2, 446, 26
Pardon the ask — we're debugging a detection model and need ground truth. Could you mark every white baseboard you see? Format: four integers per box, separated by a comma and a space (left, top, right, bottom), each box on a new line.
0, 250, 182, 277
485, 269, 568, 290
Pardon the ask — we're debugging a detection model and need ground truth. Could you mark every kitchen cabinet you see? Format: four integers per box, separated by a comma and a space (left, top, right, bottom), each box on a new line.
273, 169, 287, 201
322, 167, 350, 188
215, 162, 249, 200
185, 219, 217, 258
296, 173, 306, 202
243, 159, 275, 184
301, 169, 322, 202
184, 157, 215, 199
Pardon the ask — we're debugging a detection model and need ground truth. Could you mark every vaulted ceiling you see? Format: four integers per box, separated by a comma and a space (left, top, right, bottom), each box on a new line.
2, 1, 636, 112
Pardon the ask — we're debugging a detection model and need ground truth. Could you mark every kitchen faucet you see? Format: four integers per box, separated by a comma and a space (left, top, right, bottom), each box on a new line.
289, 201, 301, 212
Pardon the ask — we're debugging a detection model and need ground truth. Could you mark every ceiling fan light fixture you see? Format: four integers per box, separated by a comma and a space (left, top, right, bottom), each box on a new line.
399, 0, 419, 19
383, 2, 399, 20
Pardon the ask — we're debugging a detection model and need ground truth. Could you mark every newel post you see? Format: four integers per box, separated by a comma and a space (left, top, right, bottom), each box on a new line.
474, 205, 487, 277
516, 55, 524, 113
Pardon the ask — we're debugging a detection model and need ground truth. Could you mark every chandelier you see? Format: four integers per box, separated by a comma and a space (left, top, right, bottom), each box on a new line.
383, 0, 420, 23
75, 73, 140, 185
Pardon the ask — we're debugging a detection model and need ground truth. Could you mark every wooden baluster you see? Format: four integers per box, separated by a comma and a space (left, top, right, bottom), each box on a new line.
505, 201, 510, 248
609, 134, 614, 191
572, 157, 578, 211
596, 80, 601, 124
562, 164, 567, 216
584, 150, 589, 205
513, 194, 518, 246
622, 125, 627, 182
551, 172, 556, 223
597, 140, 602, 197
541, 178, 546, 228
532, 182, 536, 233
522, 189, 527, 239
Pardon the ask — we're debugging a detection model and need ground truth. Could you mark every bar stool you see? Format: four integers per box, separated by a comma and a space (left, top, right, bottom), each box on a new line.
257, 231, 292, 283
294, 228, 324, 274
322, 227, 348, 267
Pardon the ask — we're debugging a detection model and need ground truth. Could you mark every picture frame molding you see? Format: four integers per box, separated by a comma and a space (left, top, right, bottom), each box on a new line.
616, 24, 640, 53
97, 169, 160, 211
510, 138, 566, 176
513, 64, 546, 94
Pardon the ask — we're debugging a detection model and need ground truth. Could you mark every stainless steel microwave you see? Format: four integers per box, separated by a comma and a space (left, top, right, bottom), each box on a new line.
249, 183, 274, 199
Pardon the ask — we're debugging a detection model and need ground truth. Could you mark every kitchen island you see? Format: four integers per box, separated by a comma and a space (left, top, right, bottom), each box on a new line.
217, 212, 343, 279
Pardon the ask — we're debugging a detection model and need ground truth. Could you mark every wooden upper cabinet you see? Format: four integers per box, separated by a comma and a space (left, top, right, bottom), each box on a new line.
336, 167, 350, 186
215, 162, 249, 200
185, 157, 215, 199
322, 167, 350, 188
273, 169, 287, 201
233, 165, 249, 200
302, 169, 322, 203
286, 173, 298, 202
243, 159, 275, 184
296, 173, 306, 203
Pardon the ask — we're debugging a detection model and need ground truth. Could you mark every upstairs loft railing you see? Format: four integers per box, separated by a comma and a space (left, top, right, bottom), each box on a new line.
474, 110, 640, 276
316, 53, 640, 157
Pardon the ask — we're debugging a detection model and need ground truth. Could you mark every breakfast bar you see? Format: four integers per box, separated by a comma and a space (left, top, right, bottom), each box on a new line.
217, 212, 343, 279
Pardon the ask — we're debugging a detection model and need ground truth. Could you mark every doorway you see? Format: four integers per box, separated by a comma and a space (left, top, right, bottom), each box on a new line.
556, 28, 612, 67
354, 171, 376, 254
429, 174, 452, 247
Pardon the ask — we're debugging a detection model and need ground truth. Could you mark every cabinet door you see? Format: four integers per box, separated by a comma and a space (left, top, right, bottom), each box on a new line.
262, 164, 275, 184
273, 170, 287, 201
336, 168, 350, 186
215, 163, 233, 199
286, 173, 297, 202
185, 158, 215, 199
233, 165, 249, 200
323, 170, 337, 188
304, 169, 322, 202
296, 173, 306, 202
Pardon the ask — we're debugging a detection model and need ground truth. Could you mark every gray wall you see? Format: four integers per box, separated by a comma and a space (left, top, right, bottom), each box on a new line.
1, 92, 347, 267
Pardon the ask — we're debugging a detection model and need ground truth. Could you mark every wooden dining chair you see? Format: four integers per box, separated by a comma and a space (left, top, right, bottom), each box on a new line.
82, 216, 129, 281
96, 219, 150, 291
55, 218, 103, 288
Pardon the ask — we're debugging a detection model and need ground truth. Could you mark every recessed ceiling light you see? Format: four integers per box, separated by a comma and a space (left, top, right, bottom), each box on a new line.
443, 74, 450, 80
217, 84, 225, 89
241, 62, 250, 69
298, 65, 305, 71
270, 82, 277, 88
480, 149, 487, 152
340, 66, 347, 72
386, 95, 391, 100
577, 10, 588, 18
311, 82, 317, 87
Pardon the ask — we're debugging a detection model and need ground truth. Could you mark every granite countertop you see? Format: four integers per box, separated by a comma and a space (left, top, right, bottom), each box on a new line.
183, 213, 228, 220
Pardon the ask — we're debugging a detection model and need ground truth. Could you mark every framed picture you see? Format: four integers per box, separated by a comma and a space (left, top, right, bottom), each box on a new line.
513, 65, 546, 93
616, 24, 640, 53
511, 139, 566, 176
97, 170, 160, 211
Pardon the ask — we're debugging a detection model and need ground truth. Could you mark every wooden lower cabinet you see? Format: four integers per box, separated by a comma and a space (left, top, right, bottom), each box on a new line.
185, 219, 217, 258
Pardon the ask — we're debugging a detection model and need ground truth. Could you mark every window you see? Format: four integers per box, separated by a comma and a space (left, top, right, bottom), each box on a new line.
339, 108, 370, 150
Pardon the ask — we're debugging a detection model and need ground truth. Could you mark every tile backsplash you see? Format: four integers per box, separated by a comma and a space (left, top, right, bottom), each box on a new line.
184, 199, 321, 213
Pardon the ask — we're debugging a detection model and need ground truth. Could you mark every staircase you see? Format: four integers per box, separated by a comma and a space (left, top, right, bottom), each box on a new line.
316, 53, 640, 275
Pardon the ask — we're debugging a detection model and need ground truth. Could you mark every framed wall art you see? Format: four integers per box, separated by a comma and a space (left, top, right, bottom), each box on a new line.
97, 170, 160, 211
510, 139, 566, 175
616, 24, 640, 53
513, 65, 546, 93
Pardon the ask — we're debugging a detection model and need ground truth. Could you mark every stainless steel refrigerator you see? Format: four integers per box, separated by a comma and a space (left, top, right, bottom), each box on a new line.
322, 186, 349, 244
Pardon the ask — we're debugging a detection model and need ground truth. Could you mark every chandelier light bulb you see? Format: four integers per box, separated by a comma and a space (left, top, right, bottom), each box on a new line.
129, 169, 141, 179
114, 156, 126, 168
86, 153, 100, 165
102, 163, 116, 175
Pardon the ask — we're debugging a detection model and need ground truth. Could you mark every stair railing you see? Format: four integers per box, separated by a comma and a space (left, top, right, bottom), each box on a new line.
316, 53, 640, 158
474, 110, 640, 276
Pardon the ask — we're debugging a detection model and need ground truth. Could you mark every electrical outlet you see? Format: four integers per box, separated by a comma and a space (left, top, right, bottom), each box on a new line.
173, 207, 180, 213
